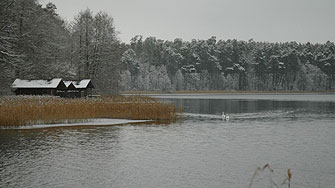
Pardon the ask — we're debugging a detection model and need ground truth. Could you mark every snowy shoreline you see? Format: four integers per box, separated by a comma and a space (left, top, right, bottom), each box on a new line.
0, 119, 153, 130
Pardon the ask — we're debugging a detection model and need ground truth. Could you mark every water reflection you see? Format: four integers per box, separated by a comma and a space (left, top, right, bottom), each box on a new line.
165, 98, 335, 115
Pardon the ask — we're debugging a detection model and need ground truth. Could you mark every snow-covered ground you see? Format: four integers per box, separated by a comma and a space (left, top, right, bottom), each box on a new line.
0, 119, 152, 130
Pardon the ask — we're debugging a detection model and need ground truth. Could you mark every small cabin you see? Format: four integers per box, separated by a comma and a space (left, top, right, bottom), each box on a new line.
64, 79, 95, 98
11, 78, 95, 98
11, 78, 67, 96
64, 81, 78, 98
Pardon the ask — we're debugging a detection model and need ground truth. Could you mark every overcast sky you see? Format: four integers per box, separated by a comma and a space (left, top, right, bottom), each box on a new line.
39, 0, 335, 44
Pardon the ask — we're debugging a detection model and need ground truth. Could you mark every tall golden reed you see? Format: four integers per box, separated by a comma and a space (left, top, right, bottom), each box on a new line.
0, 95, 181, 127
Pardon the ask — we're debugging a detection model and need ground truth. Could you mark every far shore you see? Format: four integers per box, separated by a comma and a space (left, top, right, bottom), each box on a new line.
122, 90, 335, 95
123, 91, 335, 102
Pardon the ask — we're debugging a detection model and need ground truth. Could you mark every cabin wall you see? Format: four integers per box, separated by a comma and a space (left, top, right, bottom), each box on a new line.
66, 90, 81, 98
15, 88, 57, 96
13, 88, 93, 98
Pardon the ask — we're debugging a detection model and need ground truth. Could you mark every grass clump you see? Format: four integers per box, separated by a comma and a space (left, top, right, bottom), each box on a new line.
0, 95, 181, 127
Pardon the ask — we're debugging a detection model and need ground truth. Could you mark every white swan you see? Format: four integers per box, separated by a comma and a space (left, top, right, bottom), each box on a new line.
222, 112, 226, 120
225, 113, 230, 121
222, 112, 230, 121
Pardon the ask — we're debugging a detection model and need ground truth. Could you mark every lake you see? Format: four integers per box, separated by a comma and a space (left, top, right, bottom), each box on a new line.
1, 94, 335, 188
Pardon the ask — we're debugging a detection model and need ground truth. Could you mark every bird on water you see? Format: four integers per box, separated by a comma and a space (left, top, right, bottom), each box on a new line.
222, 112, 230, 121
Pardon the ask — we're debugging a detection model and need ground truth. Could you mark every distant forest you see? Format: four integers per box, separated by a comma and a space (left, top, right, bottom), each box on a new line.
1, 0, 335, 95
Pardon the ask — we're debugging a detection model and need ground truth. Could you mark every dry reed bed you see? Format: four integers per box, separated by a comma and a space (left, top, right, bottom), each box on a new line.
0, 95, 181, 127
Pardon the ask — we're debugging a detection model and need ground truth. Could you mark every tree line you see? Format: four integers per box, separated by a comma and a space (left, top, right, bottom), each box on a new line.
121, 36, 335, 92
1, 0, 334, 95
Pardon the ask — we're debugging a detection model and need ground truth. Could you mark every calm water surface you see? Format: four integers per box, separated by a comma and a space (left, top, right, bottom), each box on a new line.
1, 94, 335, 188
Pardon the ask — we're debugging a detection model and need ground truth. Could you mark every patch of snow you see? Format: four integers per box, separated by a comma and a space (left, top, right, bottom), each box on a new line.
1, 119, 153, 130
238, 67, 245, 71
225, 67, 234, 71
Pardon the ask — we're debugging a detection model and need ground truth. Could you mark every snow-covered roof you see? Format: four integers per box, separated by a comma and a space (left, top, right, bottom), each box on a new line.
63, 81, 73, 87
74, 79, 93, 89
11, 78, 64, 89
64, 79, 94, 89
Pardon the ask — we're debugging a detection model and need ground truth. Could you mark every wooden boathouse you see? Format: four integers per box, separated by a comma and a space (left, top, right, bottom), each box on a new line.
11, 78, 67, 96
64, 79, 95, 98
11, 78, 95, 98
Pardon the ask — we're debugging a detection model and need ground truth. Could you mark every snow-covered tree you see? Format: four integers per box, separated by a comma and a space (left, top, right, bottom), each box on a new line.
71, 10, 120, 93
121, 49, 139, 84
173, 69, 184, 90
120, 70, 132, 90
